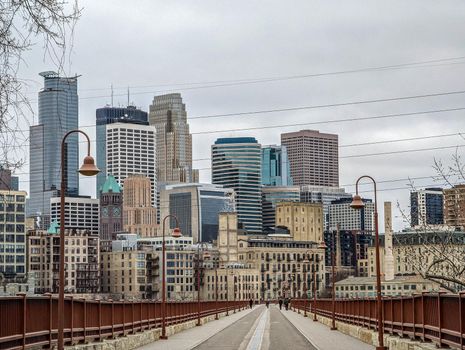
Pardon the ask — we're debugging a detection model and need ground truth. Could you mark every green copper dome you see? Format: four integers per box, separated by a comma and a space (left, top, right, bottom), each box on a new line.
101, 175, 121, 193
47, 220, 59, 234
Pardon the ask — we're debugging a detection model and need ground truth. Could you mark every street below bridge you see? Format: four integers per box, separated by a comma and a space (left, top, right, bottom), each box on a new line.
138, 304, 374, 350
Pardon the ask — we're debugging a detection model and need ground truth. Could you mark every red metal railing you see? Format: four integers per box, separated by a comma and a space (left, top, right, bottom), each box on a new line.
0, 295, 247, 350
291, 293, 465, 349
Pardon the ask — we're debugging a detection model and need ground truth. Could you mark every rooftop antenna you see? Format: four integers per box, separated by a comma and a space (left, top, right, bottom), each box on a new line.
111, 84, 114, 106
127, 86, 130, 107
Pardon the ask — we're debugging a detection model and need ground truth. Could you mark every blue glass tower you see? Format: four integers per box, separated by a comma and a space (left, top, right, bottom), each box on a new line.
28, 71, 79, 221
212, 137, 262, 233
95, 105, 148, 196
261, 145, 292, 186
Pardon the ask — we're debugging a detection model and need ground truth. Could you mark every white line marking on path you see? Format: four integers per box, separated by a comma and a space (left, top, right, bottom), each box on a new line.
246, 307, 269, 350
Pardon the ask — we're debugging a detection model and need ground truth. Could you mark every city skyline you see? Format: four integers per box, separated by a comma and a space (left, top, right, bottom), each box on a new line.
9, 1, 465, 233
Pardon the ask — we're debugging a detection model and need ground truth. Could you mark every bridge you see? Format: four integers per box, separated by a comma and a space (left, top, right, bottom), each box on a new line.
0, 293, 462, 349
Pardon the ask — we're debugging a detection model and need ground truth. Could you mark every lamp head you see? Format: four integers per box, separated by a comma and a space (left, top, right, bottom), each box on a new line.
203, 251, 211, 260
318, 241, 327, 249
350, 194, 365, 210
79, 156, 100, 176
171, 227, 182, 238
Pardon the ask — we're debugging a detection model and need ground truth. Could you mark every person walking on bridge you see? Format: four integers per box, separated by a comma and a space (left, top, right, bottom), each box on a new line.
249, 298, 253, 309
278, 298, 283, 310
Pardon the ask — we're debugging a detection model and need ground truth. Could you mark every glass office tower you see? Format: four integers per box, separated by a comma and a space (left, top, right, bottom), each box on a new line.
212, 137, 262, 233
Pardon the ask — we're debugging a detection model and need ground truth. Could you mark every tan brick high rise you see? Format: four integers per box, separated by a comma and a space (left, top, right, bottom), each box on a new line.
281, 129, 338, 187
149, 93, 198, 184
123, 174, 157, 236
444, 184, 465, 229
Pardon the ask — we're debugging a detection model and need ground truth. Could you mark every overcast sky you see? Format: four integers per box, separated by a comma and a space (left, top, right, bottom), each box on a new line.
16, 0, 465, 231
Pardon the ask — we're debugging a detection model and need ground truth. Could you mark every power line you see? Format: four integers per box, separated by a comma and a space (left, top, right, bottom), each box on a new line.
9, 91, 465, 134
189, 90, 465, 120
12, 132, 465, 169
191, 106, 465, 135
28, 55, 465, 97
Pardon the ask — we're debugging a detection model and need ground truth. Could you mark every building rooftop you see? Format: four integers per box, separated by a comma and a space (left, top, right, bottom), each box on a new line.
215, 137, 258, 145
335, 274, 434, 285
101, 175, 121, 193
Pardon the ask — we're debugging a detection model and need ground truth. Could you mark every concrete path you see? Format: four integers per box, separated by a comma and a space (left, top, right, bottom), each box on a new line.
138, 304, 374, 350
137, 307, 256, 350
279, 307, 375, 350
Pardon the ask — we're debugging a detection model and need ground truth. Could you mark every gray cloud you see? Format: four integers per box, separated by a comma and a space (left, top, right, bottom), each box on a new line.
16, 0, 465, 231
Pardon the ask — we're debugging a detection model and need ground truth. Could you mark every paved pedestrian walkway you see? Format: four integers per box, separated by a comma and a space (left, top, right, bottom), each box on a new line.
137, 307, 256, 350
137, 304, 374, 350
279, 307, 374, 350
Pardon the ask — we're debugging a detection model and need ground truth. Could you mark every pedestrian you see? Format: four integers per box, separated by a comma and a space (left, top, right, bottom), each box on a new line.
249, 298, 253, 309
265, 299, 270, 308
284, 298, 289, 310
278, 298, 283, 310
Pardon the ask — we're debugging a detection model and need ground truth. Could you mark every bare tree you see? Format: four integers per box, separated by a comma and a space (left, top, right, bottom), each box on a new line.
394, 150, 465, 292
0, 0, 81, 169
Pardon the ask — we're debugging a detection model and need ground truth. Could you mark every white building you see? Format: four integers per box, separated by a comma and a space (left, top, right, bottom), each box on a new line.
50, 196, 99, 235
106, 122, 157, 206
329, 197, 374, 232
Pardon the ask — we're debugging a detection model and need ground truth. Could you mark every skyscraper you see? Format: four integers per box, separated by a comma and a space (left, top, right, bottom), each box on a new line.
212, 137, 262, 233
123, 174, 157, 237
281, 129, 338, 187
261, 145, 292, 186
28, 71, 79, 222
300, 185, 352, 230
149, 93, 198, 184
159, 183, 234, 242
410, 188, 444, 227
105, 122, 157, 206
95, 105, 148, 195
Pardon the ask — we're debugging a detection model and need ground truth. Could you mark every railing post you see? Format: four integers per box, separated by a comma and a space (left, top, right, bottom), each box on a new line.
83, 298, 87, 344
421, 293, 425, 342
459, 292, 464, 349
411, 294, 416, 340
131, 300, 135, 334
17, 293, 26, 350
400, 296, 404, 337
438, 292, 443, 347
110, 299, 115, 338
70, 296, 74, 345
45, 293, 52, 348
122, 300, 125, 336
98, 299, 102, 340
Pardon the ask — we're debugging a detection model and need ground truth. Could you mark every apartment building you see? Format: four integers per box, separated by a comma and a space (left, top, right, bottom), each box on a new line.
28, 226, 99, 294
0, 190, 27, 277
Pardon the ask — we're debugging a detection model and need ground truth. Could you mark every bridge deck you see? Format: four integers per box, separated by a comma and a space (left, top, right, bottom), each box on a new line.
137, 305, 374, 350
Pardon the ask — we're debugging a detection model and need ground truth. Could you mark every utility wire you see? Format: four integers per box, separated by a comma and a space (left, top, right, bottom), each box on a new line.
10, 91, 465, 134
29, 55, 465, 97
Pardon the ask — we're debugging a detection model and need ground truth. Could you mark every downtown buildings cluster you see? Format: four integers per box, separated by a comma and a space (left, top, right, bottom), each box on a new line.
0, 71, 464, 300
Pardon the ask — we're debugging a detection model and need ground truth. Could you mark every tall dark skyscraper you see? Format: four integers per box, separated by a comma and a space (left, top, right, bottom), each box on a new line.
28, 71, 79, 222
95, 105, 148, 195
281, 129, 339, 187
212, 137, 262, 233
410, 188, 444, 227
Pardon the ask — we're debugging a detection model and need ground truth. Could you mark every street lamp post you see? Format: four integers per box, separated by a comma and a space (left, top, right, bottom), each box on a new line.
160, 215, 182, 340
330, 225, 338, 330
313, 269, 317, 322
57, 130, 99, 350
351, 175, 386, 350
196, 243, 210, 326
